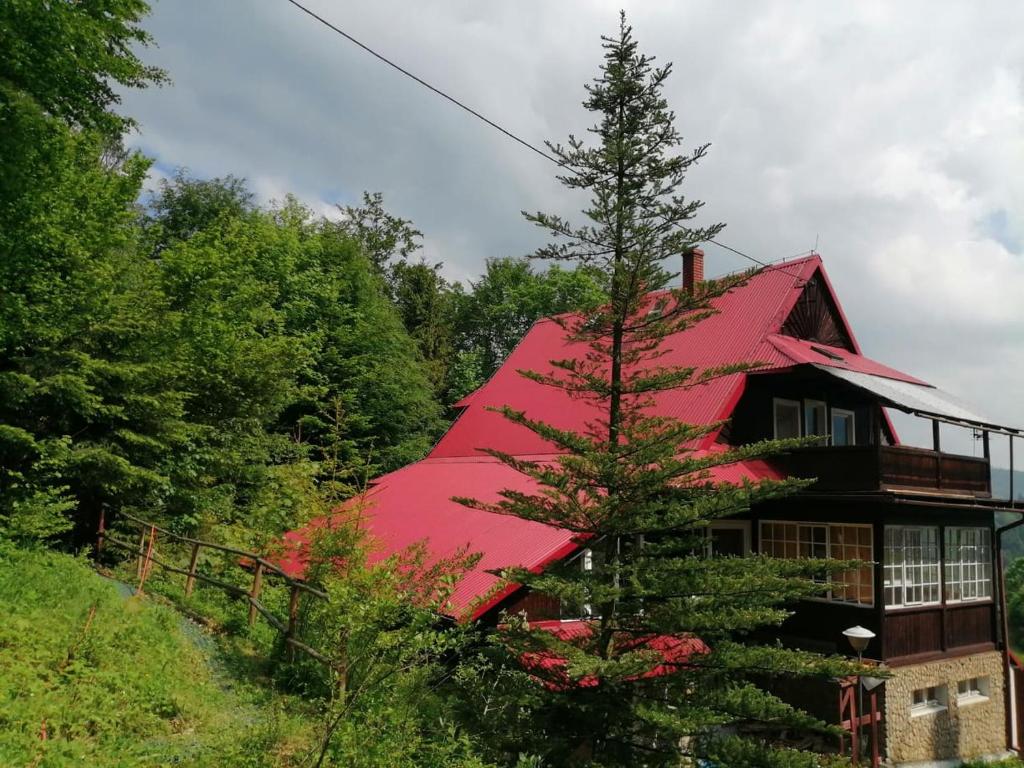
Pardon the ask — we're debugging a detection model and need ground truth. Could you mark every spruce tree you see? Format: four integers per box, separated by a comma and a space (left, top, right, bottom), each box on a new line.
458, 15, 863, 767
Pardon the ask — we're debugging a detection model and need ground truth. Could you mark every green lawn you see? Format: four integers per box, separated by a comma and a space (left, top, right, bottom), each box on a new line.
0, 544, 312, 767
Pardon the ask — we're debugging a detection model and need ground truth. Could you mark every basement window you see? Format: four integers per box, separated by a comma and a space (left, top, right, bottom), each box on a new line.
956, 677, 990, 705
911, 685, 947, 716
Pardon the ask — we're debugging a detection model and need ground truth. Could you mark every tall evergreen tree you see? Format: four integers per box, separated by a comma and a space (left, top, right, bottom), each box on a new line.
458, 16, 862, 766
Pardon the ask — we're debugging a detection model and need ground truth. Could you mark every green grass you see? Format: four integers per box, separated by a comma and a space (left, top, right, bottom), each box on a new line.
0, 544, 314, 767
960, 760, 1024, 767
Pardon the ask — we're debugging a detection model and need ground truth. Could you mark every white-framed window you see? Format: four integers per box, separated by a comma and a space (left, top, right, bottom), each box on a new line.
804, 400, 828, 441
884, 526, 941, 608
955, 676, 990, 705
945, 527, 993, 603
831, 408, 856, 446
759, 521, 874, 606
911, 685, 947, 716
773, 398, 801, 440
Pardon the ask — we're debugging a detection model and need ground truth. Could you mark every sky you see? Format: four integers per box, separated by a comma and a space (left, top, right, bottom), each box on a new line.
120, 0, 1024, 465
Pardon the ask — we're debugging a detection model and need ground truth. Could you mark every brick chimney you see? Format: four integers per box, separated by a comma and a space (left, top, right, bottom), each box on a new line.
682, 247, 704, 294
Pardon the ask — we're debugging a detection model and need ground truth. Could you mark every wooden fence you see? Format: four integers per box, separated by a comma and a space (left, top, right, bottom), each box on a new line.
97, 510, 331, 666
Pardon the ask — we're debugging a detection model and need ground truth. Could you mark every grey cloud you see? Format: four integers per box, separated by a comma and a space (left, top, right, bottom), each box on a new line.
122, 0, 1024, 462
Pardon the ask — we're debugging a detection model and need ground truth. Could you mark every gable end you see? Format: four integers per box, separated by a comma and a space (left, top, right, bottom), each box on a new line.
780, 271, 855, 351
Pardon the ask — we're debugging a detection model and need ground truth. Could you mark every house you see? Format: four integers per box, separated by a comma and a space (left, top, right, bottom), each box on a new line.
283, 251, 1023, 765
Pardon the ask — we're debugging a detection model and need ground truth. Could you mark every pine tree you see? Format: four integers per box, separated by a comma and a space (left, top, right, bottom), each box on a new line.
458, 15, 864, 767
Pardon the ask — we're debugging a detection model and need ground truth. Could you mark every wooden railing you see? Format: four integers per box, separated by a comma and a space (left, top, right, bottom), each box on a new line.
97, 510, 331, 666
773, 444, 991, 497
838, 676, 881, 767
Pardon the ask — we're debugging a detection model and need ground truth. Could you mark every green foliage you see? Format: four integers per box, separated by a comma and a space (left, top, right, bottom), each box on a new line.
1006, 555, 1024, 650
449, 258, 605, 400
0, 79, 187, 542
0, 0, 166, 138
0, 544, 310, 766
457, 15, 864, 766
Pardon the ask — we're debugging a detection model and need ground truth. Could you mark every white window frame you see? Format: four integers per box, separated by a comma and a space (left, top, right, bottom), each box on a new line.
955, 676, 990, 706
706, 521, 751, 557
803, 399, 829, 440
884, 525, 941, 609
831, 407, 856, 446
773, 398, 802, 440
758, 520, 875, 607
944, 527, 993, 604
911, 685, 947, 717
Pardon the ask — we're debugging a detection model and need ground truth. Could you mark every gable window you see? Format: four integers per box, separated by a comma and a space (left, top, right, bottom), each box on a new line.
804, 400, 828, 441
831, 408, 856, 446
759, 522, 873, 606
884, 526, 940, 608
945, 527, 992, 603
773, 398, 801, 440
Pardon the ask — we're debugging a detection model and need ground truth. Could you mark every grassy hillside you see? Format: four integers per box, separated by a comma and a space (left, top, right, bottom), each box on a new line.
0, 545, 312, 767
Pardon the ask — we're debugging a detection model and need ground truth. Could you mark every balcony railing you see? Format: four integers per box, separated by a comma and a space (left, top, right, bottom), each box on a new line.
772, 444, 991, 497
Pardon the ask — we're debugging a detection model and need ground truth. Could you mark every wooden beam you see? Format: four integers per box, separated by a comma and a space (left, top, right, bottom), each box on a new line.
184, 542, 201, 598
248, 561, 264, 626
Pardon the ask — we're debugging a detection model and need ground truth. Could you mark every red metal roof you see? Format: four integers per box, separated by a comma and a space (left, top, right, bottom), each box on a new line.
519, 620, 710, 689
763, 334, 928, 385
285, 256, 929, 619
279, 453, 779, 619
432, 256, 821, 457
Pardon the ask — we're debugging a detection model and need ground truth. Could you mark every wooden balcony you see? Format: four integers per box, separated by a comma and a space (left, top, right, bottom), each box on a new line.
772, 444, 991, 497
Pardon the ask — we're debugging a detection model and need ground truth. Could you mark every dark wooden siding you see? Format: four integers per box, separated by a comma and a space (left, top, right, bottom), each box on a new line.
884, 608, 944, 659
494, 588, 561, 622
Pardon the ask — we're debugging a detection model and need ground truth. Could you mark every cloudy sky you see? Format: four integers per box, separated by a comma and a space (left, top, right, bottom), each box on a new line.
120, 0, 1024, 464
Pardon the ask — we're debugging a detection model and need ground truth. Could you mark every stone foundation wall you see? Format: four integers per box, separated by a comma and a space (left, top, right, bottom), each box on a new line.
884, 651, 1006, 764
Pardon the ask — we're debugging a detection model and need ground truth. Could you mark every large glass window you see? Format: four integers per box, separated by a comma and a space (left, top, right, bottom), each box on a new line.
773, 398, 801, 440
759, 522, 873, 606
831, 408, 856, 446
804, 400, 828, 442
884, 526, 940, 608
945, 527, 992, 603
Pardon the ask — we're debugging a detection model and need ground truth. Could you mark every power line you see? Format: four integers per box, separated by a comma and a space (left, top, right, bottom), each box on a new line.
283, 0, 805, 277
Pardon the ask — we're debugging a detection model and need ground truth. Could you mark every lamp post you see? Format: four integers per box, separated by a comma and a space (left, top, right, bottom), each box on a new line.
842, 626, 876, 764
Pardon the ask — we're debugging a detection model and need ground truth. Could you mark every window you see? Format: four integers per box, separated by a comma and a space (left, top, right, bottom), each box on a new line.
707, 522, 750, 557
804, 400, 828, 442
759, 522, 873, 606
884, 526, 940, 608
945, 527, 993, 603
911, 685, 947, 716
773, 398, 801, 439
831, 408, 856, 446
560, 547, 600, 619
956, 676, 990, 704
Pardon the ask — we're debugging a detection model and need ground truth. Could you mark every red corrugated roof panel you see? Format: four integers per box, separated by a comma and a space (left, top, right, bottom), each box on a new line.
284, 256, 926, 618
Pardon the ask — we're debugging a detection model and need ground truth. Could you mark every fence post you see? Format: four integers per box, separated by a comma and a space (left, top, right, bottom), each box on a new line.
136, 527, 148, 579
184, 542, 201, 597
248, 561, 264, 626
96, 507, 106, 557
286, 584, 301, 661
137, 526, 156, 594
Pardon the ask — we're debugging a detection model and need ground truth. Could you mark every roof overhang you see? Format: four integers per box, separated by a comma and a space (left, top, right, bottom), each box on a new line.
812, 364, 1022, 436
